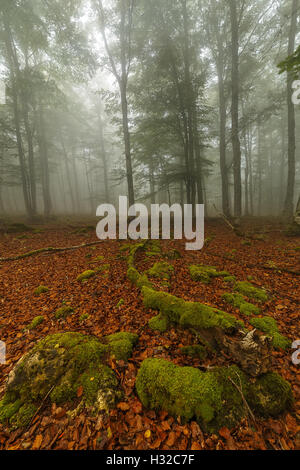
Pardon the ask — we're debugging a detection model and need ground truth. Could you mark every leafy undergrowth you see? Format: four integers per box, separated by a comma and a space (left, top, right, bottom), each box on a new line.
0, 219, 299, 450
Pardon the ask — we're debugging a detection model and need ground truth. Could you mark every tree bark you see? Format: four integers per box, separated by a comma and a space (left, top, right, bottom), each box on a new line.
229, 0, 242, 218
284, 0, 298, 218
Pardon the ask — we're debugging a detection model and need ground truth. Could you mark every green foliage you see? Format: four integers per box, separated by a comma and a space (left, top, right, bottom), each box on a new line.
79, 314, 90, 322
249, 317, 291, 350
278, 45, 300, 75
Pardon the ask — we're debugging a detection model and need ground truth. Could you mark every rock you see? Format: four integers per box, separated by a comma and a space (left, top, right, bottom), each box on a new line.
136, 358, 293, 433
0, 331, 138, 428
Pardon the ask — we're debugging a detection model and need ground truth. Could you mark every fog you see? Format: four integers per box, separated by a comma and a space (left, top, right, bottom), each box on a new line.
0, 0, 299, 221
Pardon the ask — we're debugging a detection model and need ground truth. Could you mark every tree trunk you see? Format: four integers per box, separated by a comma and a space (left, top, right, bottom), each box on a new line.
2, 10, 32, 218
284, 0, 298, 218
37, 106, 52, 218
229, 0, 242, 218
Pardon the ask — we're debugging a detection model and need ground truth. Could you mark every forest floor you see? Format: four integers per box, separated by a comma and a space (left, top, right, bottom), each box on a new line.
0, 218, 299, 450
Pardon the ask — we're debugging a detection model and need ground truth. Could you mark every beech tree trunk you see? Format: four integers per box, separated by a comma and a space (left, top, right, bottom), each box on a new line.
284, 0, 298, 218
229, 0, 242, 218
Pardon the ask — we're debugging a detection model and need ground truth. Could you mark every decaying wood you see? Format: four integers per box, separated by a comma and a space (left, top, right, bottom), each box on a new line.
196, 327, 272, 377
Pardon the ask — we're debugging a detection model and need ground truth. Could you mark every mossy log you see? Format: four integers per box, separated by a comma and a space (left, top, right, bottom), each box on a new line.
136, 358, 293, 433
142, 287, 273, 377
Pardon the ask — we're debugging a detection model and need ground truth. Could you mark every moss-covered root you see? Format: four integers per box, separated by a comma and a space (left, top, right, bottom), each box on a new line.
0, 331, 138, 428
234, 281, 268, 302
180, 345, 208, 360
136, 358, 293, 432
189, 265, 229, 284
127, 267, 153, 289
222, 293, 261, 316
250, 317, 291, 350
147, 262, 174, 280
143, 286, 243, 333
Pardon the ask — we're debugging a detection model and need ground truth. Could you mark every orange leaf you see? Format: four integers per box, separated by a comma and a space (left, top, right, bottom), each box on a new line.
117, 402, 130, 411
77, 386, 83, 398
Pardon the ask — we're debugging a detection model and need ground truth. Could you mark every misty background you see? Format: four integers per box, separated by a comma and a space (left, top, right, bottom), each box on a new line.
0, 0, 299, 221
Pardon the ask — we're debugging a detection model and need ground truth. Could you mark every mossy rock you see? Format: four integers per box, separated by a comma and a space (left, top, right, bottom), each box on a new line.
55, 306, 74, 320
189, 265, 229, 284
0, 332, 138, 428
222, 293, 260, 316
179, 345, 208, 360
136, 358, 293, 432
234, 281, 268, 303
249, 317, 291, 350
143, 287, 244, 333
147, 262, 174, 280
77, 270, 96, 282
34, 286, 49, 296
28, 316, 44, 330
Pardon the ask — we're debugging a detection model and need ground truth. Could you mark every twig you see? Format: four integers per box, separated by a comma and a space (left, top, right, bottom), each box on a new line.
0, 241, 103, 262
26, 385, 55, 430
228, 373, 257, 427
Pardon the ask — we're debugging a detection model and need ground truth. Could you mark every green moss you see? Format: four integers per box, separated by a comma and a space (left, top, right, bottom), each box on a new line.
9, 403, 37, 428
116, 299, 124, 308
79, 314, 90, 322
0, 398, 22, 423
189, 265, 229, 284
77, 270, 96, 282
223, 276, 236, 284
93, 255, 104, 262
104, 332, 139, 361
222, 293, 260, 316
55, 305, 74, 320
241, 239, 252, 246
34, 285, 49, 296
28, 316, 44, 330
234, 281, 268, 302
249, 372, 293, 416
148, 313, 169, 332
249, 317, 291, 350
127, 267, 153, 289
0, 332, 138, 427
164, 249, 181, 260
147, 262, 174, 280
142, 287, 243, 333
136, 359, 293, 432
180, 345, 207, 360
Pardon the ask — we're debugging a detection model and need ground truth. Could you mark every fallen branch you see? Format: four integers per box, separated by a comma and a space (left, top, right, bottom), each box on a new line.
206, 250, 300, 276
0, 241, 103, 262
